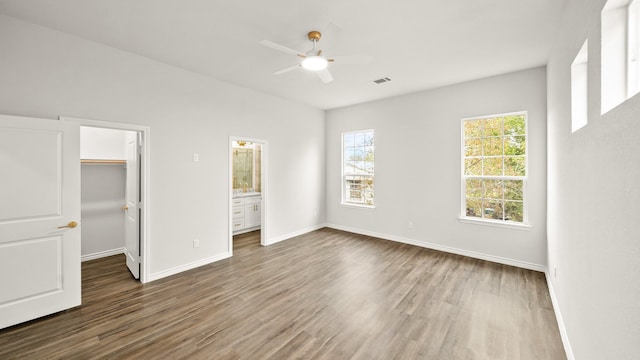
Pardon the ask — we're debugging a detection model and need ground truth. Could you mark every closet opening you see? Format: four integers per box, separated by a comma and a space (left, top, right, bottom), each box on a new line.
229, 137, 267, 253
80, 126, 144, 281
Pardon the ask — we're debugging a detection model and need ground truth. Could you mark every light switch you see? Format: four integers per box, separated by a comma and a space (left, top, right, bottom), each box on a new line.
193, 153, 199, 162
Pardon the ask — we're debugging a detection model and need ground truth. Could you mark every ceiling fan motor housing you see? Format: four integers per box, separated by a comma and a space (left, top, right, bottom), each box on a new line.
307, 31, 322, 41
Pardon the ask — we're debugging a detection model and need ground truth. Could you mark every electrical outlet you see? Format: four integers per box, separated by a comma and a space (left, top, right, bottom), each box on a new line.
193, 153, 199, 162
408, 221, 414, 229
193, 239, 200, 248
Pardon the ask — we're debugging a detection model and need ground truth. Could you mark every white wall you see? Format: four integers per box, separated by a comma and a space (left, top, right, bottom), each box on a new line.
547, 0, 640, 358
81, 163, 126, 257
80, 126, 127, 160
326, 67, 547, 268
0, 15, 325, 278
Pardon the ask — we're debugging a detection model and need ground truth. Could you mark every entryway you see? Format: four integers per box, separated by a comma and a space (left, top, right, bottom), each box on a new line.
229, 136, 267, 253
80, 126, 143, 280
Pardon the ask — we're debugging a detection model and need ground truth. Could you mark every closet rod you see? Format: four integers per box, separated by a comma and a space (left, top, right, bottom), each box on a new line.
80, 159, 126, 165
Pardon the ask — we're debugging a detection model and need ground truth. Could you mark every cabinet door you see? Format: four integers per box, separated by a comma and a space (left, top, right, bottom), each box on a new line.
245, 202, 261, 228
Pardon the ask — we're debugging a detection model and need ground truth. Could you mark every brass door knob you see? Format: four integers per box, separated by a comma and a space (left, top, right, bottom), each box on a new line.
58, 221, 78, 229
122, 205, 129, 211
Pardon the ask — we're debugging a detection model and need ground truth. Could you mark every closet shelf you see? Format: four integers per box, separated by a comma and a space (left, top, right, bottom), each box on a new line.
81, 159, 126, 165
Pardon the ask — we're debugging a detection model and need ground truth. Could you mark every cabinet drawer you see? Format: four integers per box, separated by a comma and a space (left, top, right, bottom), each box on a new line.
233, 218, 245, 230
232, 206, 244, 219
244, 196, 262, 205
232, 198, 245, 206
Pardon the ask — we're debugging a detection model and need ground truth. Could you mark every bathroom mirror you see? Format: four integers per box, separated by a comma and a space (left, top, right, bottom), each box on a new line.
232, 141, 261, 192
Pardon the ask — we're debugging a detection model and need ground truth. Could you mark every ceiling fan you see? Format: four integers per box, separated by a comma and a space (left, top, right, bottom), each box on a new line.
260, 31, 369, 84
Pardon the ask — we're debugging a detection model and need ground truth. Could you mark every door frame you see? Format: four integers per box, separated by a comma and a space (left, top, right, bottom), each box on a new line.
229, 136, 268, 252
61, 116, 151, 283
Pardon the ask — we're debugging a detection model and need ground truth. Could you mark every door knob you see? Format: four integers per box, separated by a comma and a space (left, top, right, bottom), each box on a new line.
122, 205, 129, 211
58, 221, 78, 229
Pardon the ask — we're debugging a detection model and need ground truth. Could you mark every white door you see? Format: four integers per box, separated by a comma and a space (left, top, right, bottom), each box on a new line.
0, 114, 81, 329
124, 132, 140, 279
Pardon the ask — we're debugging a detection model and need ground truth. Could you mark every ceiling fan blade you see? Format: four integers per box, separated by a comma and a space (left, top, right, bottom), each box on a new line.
332, 55, 373, 65
259, 40, 306, 57
317, 68, 333, 83
273, 64, 301, 75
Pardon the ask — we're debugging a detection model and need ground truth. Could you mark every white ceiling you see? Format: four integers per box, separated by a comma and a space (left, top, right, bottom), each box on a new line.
0, 0, 566, 110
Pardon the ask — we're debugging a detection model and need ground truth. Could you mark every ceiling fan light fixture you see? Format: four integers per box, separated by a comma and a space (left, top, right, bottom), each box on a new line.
301, 56, 328, 71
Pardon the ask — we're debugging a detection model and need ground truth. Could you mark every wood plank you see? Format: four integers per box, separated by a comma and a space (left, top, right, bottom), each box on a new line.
0, 228, 566, 359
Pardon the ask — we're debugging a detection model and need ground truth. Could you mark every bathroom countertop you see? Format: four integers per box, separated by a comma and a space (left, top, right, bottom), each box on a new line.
233, 192, 261, 198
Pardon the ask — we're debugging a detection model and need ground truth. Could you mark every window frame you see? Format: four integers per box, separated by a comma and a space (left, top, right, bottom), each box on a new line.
459, 111, 530, 228
341, 129, 375, 208
601, 0, 640, 114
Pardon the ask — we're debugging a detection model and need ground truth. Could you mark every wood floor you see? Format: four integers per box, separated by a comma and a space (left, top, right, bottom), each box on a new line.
0, 228, 566, 359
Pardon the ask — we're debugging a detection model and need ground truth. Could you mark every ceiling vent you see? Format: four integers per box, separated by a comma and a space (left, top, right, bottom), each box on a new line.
373, 77, 391, 84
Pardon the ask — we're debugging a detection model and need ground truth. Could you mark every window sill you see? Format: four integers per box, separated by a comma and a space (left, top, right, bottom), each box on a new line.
341, 203, 375, 210
458, 216, 531, 231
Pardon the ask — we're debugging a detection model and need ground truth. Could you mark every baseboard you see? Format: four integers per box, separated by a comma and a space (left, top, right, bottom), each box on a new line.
266, 223, 328, 246
147, 252, 231, 282
545, 270, 575, 360
325, 224, 546, 272
81, 247, 126, 262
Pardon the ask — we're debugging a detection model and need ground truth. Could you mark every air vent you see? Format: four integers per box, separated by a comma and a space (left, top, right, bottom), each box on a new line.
373, 77, 391, 84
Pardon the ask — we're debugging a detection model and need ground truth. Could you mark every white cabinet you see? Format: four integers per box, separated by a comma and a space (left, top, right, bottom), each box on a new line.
232, 194, 261, 234
232, 204, 245, 232
244, 196, 261, 229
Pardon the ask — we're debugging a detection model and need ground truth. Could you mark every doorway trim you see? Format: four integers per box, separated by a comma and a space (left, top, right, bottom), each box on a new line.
61, 116, 151, 283
229, 136, 268, 253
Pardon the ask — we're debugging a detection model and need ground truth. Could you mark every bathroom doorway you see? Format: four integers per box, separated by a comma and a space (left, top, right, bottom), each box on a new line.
229, 136, 267, 253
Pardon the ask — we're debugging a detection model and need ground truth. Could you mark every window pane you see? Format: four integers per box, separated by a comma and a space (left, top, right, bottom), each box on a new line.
504, 115, 526, 135
464, 139, 482, 157
504, 136, 526, 155
465, 158, 482, 175
363, 190, 374, 206
483, 179, 504, 200
483, 157, 503, 176
365, 131, 374, 146
464, 120, 482, 138
365, 146, 375, 161
352, 147, 365, 161
483, 117, 503, 137
344, 147, 356, 161
504, 156, 526, 176
466, 179, 482, 198
355, 132, 366, 146
466, 198, 482, 218
364, 161, 374, 174
505, 201, 524, 222
344, 133, 355, 147
344, 160, 356, 174
483, 137, 503, 156
482, 200, 504, 220
504, 180, 524, 201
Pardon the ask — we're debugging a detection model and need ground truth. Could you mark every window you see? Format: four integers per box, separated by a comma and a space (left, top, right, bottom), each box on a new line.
462, 113, 527, 224
342, 130, 374, 207
602, 0, 640, 113
571, 40, 589, 132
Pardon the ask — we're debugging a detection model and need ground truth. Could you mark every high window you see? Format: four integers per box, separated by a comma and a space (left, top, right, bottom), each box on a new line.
602, 0, 640, 113
342, 130, 374, 207
572, 40, 589, 132
462, 113, 527, 224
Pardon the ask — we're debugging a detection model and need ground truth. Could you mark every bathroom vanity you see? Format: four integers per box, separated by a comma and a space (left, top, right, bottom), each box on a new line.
232, 192, 262, 234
